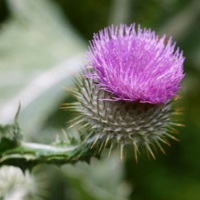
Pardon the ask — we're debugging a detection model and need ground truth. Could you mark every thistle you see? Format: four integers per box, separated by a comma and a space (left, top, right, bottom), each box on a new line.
67, 24, 185, 161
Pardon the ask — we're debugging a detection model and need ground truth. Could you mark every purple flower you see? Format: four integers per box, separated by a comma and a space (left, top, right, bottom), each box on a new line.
67, 23, 186, 160
87, 24, 185, 104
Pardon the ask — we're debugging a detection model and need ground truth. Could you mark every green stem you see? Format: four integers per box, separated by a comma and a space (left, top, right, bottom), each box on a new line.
0, 139, 99, 169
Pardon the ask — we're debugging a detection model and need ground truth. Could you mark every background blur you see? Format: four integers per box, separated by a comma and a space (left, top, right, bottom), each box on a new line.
0, 0, 200, 199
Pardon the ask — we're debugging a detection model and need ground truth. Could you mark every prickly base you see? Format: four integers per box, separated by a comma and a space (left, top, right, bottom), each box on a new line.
65, 76, 182, 161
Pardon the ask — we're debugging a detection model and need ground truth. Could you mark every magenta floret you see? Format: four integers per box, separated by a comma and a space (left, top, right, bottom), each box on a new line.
87, 24, 185, 104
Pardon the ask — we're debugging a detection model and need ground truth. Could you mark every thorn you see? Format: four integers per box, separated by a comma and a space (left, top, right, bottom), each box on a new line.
120, 143, 125, 161
103, 135, 110, 149
98, 136, 107, 154
107, 142, 114, 159
134, 152, 138, 163
145, 143, 156, 160
64, 87, 78, 96
134, 148, 138, 163
174, 95, 182, 101
79, 123, 89, 131
151, 142, 158, 154
173, 123, 185, 127
168, 127, 179, 134
164, 133, 180, 142
82, 131, 94, 144
133, 142, 139, 163
15, 102, 21, 125
90, 134, 101, 149
175, 106, 184, 112
116, 135, 122, 144
61, 129, 71, 142
68, 118, 84, 129
173, 111, 183, 115
155, 140, 166, 155
157, 137, 171, 146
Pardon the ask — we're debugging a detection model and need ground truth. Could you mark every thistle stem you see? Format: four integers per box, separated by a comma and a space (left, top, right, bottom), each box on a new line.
0, 139, 97, 169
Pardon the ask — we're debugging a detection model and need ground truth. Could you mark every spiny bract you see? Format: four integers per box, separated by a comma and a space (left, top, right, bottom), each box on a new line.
67, 77, 181, 161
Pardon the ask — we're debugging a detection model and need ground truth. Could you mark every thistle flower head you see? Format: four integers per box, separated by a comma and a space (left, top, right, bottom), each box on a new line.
67, 23, 185, 160
87, 24, 184, 104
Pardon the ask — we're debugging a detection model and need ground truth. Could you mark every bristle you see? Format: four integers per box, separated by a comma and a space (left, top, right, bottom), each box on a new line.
154, 139, 166, 155
145, 142, 156, 160
98, 137, 107, 154
107, 142, 114, 159
120, 144, 125, 160
133, 142, 140, 163
91, 134, 101, 149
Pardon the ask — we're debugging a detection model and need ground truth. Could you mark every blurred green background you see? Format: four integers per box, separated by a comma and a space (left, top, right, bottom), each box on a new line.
0, 0, 200, 199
